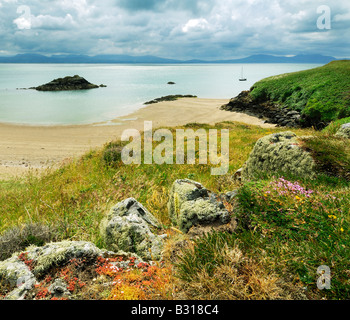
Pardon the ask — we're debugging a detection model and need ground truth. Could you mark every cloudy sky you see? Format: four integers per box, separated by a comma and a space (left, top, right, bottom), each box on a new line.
0, 0, 349, 59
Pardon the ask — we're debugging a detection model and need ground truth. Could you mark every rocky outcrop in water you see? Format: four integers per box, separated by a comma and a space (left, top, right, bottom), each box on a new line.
144, 95, 197, 105
32, 75, 102, 91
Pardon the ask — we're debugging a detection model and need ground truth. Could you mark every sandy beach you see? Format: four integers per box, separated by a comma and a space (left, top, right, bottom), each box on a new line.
0, 98, 275, 180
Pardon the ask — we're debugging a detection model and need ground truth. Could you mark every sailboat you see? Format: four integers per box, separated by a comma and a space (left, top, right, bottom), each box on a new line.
239, 66, 247, 81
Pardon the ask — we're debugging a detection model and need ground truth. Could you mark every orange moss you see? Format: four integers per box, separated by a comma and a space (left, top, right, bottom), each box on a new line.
107, 264, 173, 300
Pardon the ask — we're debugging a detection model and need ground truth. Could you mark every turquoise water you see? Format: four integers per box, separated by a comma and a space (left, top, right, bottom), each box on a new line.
0, 63, 322, 125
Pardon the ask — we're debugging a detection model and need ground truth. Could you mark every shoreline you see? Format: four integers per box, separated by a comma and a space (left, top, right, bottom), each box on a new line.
0, 98, 275, 180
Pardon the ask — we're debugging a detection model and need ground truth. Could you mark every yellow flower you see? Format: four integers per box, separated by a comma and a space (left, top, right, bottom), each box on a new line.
340, 228, 344, 232
295, 196, 301, 200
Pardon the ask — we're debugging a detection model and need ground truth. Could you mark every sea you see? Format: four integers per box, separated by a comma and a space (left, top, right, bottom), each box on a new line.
0, 63, 322, 126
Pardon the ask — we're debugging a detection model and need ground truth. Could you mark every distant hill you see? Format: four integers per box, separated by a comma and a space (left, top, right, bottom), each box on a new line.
217, 54, 338, 64
0, 53, 342, 64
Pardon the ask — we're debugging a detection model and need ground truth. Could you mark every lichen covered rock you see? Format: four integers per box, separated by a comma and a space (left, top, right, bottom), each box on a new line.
241, 131, 316, 180
335, 123, 350, 139
168, 179, 230, 233
0, 241, 102, 300
100, 198, 164, 261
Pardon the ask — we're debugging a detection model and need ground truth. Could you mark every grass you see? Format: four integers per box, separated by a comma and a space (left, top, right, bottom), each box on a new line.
250, 60, 350, 127
233, 177, 349, 299
301, 134, 350, 180
0, 121, 349, 300
322, 116, 350, 135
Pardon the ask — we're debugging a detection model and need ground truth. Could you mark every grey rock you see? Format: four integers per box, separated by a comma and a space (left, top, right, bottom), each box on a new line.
225, 191, 238, 202
0, 255, 36, 300
335, 123, 350, 139
242, 131, 316, 180
100, 198, 164, 261
48, 279, 71, 298
286, 111, 300, 117
168, 179, 231, 233
234, 168, 243, 182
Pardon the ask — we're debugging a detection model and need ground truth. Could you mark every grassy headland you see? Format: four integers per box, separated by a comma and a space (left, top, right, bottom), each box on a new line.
249, 60, 350, 128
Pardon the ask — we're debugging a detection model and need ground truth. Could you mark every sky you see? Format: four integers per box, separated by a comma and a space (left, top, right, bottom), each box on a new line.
0, 0, 349, 60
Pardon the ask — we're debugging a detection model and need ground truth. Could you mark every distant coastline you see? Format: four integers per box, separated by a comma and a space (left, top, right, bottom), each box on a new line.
0, 53, 343, 64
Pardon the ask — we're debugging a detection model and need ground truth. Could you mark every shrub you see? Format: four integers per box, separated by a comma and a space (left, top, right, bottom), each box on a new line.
0, 223, 59, 261
103, 143, 124, 167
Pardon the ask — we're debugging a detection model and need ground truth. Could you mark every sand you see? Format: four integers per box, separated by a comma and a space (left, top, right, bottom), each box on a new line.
0, 98, 275, 180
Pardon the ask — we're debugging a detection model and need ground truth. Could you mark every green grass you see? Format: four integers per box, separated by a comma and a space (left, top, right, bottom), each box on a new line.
250, 60, 350, 127
323, 116, 350, 135
0, 122, 349, 300
301, 135, 350, 180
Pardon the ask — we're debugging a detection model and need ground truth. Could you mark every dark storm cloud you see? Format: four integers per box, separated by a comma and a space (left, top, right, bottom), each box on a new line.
0, 0, 349, 59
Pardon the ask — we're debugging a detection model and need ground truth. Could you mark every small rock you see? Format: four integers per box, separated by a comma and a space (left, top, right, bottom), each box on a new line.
48, 279, 71, 298
335, 123, 350, 139
225, 190, 238, 202
234, 168, 243, 182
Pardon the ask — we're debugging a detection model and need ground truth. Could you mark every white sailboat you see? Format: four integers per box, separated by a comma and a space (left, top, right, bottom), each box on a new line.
239, 66, 247, 81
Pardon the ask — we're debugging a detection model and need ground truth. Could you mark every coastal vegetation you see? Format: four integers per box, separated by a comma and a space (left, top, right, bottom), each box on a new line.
0, 120, 349, 300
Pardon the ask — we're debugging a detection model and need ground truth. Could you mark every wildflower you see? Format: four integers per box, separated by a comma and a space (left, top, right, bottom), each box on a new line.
340, 228, 344, 232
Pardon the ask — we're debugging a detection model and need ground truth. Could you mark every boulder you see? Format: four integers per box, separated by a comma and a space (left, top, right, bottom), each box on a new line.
335, 123, 350, 139
168, 179, 231, 233
241, 132, 316, 180
99, 198, 164, 261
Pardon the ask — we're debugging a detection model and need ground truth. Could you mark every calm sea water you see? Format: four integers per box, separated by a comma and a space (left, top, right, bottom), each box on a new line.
0, 63, 321, 125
